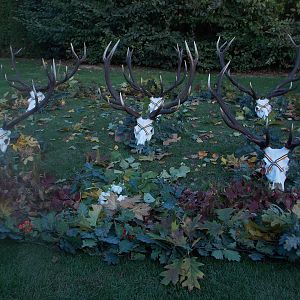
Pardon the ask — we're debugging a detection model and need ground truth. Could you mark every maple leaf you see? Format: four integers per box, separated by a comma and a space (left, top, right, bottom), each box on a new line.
180, 257, 204, 291
130, 203, 151, 221
160, 259, 182, 286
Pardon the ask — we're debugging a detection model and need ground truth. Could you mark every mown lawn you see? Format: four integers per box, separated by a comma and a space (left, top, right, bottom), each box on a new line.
0, 58, 300, 299
1, 240, 300, 300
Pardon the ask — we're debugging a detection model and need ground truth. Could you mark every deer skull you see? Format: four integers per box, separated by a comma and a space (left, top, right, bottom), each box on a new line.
263, 147, 290, 191
134, 117, 154, 146
27, 91, 45, 112
255, 98, 272, 120
149, 97, 163, 114
0, 128, 11, 153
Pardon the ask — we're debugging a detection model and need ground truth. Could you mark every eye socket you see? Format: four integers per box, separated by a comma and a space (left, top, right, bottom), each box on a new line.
4, 138, 9, 145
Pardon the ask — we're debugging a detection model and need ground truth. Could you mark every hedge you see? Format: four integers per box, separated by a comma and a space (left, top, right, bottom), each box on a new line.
1, 0, 300, 71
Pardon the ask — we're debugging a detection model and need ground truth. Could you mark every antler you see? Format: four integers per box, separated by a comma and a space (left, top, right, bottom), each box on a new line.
266, 35, 300, 99
216, 37, 259, 100
208, 62, 269, 149
1, 43, 86, 94
103, 40, 141, 118
157, 41, 199, 115
2, 65, 57, 131
103, 40, 198, 120
122, 44, 188, 98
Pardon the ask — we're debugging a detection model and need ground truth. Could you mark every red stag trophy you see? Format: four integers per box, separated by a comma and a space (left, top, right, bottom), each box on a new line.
0, 43, 86, 153
208, 62, 300, 191
102, 40, 198, 146
216, 35, 300, 120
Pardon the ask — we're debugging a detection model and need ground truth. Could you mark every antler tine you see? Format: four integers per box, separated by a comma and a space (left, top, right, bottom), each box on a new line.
159, 44, 187, 97
208, 63, 269, 149
267, 34, 300, 99
122, 47, 152, 97
159, 41, 199, 113
50, 42, 86, 88
216, 36, 258, 99
103, 41, 140, 118
285, 123, 300, 150
1, 46, 32, 92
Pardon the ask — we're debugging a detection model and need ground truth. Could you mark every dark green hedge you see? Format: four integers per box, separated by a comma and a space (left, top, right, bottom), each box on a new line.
1, 0, 300, 70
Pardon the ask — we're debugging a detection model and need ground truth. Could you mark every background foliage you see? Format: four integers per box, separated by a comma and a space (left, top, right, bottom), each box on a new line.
1, 0, 300, 70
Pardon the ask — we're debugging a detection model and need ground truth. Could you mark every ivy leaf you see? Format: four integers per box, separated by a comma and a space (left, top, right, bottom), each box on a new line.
181, 257, 204, 291
160, 259, 182, 286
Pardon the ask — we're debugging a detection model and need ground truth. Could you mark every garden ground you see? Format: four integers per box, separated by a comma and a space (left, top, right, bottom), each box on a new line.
0, 59, 300, 299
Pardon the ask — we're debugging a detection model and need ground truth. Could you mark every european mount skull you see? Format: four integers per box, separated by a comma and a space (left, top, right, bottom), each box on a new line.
0, 44, 86, 153
208, 62, 300, 191
216, 35, 300, 119
102, 40, 199, 146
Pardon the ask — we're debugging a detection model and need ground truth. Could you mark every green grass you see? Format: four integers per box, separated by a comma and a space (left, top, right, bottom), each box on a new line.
1, 59, 300, 299
1, 240, 300, 300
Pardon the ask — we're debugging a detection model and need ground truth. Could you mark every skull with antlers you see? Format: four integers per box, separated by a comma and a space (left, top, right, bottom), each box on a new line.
102, 40, 199, 146
0, 43, 87, 153
208, 62, 300, 191
216, 35, 300, 119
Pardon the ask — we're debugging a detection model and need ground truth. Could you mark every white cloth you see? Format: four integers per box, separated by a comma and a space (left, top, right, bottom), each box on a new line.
0, 128, 11, 153
148, 97, 163, 113
255, 98, 272, 120
27, 91, 45, 112
263, 147, 290, 191
134, 117, 154, 145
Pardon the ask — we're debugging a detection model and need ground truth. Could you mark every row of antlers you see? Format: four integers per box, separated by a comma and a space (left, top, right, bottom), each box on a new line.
0, 36, 299, 190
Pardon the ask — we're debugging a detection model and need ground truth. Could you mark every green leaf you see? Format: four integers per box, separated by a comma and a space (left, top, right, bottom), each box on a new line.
144, 193, 155, 203
181, 257, 204, 291
212, 250, 224, 260
169, 165, 190, 180
87, 205, 102, 227
160, 259, 182, 286
119, 240, 134, 253
216, 208, 235, 223
223, 249, 241, 262
82, 239, 97, 248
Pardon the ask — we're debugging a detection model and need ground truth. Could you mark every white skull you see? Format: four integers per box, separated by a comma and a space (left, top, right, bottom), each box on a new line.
263, 147, 290, 191
134, 117, 154, 146
27, 91, 45, 112
255, 98, 272, 120
148, 97, 163, 114
0, 128, 11, 153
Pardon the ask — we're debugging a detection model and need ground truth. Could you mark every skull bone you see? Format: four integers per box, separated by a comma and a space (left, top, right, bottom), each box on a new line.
0, 128, 11, 153
263, 147, 290, 191
134, 117, 154, 146
255, 98, 272, 120
27, 91, 45, 112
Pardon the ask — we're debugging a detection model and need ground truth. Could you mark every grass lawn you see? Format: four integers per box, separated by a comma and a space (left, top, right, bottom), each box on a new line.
1, 240, 300, 300
0, 58, 300, 299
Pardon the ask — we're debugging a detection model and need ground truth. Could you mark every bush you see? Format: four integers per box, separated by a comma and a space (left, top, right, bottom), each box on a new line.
2, 0, 300, 70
